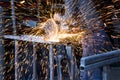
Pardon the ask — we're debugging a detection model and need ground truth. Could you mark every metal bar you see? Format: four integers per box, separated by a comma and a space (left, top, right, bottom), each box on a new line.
80, 50, 120, 70
56, 55, 62, 80
11, 0, 16, 36
49, 43, 54, 80
103, 66, 109, 80
81, 50, 120, 66
55, 45, 65, 80
33, 42, 37, 80
11, 0, 18, 80
66, 45, 73, 80
58, 57, 62, 80
82, 57, 120, 71
14, 40, 18, 80
4, 35, 45, 43
66, 45, 79, 80
0, 6, 4, 80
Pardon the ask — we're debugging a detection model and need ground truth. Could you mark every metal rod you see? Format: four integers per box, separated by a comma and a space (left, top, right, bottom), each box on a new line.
11, 0, 18, 80
4, 35, 44, 43
49, 43, 54, 80
11, 0, 16, 35
0, 6, 4, 80
103, 66, 109, 80
33, 42, 37, 80
57, 55, 62, 80
66, 45, 73, 80
14, 40, 18, 80
80, 50, 120, 70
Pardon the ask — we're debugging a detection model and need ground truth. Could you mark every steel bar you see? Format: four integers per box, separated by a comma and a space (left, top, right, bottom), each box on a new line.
55, 45, 66, 80
66, 45, 79, 80
0, 6, 4, 80
49, 43, 54, 80
56, 55, 63, 80
103, 66, 109, 80
80, 49, 120, 70
66, 45, 74, 80
14, 40, 18, 80
4, 35, 45, 43
33, 42, 37, 80
11, 0, 18, 80
58, 59, 62, 80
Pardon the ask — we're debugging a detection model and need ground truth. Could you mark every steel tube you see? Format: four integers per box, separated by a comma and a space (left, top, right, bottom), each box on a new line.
49, 43, 54, 80
66, 45, 74, 80
103, 66, 109, 80
56, 55, 62, 80
80, 50, 120, 70
14, 40, 18, 80
11, 0, 18, 80
33, 42, 37, 80
0, 6, 4, 80
4, 35, 45, 43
